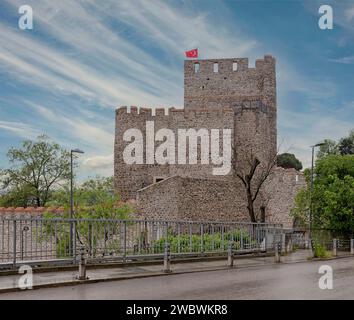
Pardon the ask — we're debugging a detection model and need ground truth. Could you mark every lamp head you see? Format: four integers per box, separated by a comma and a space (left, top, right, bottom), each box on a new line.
71, 148, 85, 154
315, 142, 326, 147
310, 142, 326, 148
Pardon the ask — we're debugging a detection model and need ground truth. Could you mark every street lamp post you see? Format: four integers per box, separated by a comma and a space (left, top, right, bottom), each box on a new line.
309, 143, 325, 239
70, 148, 84, 257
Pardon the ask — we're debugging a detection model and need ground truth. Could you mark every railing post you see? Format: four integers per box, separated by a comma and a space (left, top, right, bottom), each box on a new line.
189, 223, 192, 253
333, 239, 337, 257
123, 221, 127, 262
263, 228, 268, 252
163, 242, 171, 273
351, 239, 354, 255
76, 246, 88, 280
221, 225, 224, 250
227, 241, 234, 267
20, 225, 23, 261
200, 224, 204, 254
281, 232, 286, 254
288, 236, 293, 253
88, 223, 92, 258
308, 239, 314, 258
274, 242, 281, 263
177, 223, 181, 254
72, 220, 77, 263
13, 220, 17, 269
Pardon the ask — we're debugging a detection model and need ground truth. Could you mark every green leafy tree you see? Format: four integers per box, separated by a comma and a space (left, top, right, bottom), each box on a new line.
338, 130, 354, 155
277, 153, 303, 170
46, 176, 130, 220
316, 139, 339, 159
292, 155, 354, 234
291, 187, 310, 227
43, 176, 132, 257
0, 135, 71, 207
0, 184, 34, 207
316, 130, 354, 158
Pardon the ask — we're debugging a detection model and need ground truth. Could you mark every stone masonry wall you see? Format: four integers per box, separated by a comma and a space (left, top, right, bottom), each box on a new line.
263, 168, 306, 228
113, 55, 302, 227
114, 55, 277, 201
136, 169, 305, 227
136, 175, 248, 222
135, 176, 182, 220
115, 107, 235, 201
184, 56, 276, 111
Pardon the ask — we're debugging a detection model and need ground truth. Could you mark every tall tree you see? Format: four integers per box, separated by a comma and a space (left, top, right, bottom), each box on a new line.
338, 130, 354, 155
0, 135, 71, 207
232, 148, 277, 223
316, 139, 339, 159
292, 155, 354, 233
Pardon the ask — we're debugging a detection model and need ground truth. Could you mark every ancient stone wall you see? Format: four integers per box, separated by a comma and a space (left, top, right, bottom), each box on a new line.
114, 55, 302, 227
263, 168, 306, 228
136, 169, 305, 228
184, 56, 275, 110
114, 106, 235, 201
184, 55, 277, 157
114, 55, 277, 201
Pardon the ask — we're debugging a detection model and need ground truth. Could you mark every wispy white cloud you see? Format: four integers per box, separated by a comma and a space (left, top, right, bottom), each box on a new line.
0, 25, 173, 108
84, 155, 113, 170
345, 6, 354, 21
0, 0, 262, 177
101, 0, 259, 58
0, 0, 352, 177
329, 56, 354, 64
279, 108, 354, 168
0, 121, 42, 139
277, 61, 336, 99
26, 101, 114, 150
2, 0, 260, 108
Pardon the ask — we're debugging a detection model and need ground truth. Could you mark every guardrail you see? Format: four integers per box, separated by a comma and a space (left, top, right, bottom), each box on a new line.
0, 217, 283, 269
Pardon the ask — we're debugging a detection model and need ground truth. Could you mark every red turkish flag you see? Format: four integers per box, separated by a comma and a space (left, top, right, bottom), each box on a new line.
185, 48, 198, 58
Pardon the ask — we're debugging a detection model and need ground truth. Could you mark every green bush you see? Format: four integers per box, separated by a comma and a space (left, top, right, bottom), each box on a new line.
151, 229, 255, 253
313, 241, 331, 259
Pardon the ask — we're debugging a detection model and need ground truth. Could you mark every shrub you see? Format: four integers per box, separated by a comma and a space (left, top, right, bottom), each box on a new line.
151, 228, 256, 253
313, 241, 331, 259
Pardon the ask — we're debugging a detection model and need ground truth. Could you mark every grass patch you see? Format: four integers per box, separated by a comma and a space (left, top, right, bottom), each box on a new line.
313, 241, 332, 259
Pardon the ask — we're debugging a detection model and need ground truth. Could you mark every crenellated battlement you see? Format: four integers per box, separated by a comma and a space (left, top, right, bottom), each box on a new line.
112, 54, 297, 229
184, 55, 275, 76
184, 55, 276, 111
115, 55, 277, 203
116, 106, 234, 118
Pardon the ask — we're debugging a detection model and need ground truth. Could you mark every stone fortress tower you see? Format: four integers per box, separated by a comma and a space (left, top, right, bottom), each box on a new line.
114, 56, 304, 227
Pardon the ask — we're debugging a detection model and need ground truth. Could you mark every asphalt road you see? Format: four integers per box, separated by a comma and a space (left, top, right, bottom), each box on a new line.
1, 257, 354, 300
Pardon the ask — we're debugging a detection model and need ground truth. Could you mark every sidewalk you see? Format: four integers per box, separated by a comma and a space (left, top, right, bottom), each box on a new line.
0, 250, 348, 293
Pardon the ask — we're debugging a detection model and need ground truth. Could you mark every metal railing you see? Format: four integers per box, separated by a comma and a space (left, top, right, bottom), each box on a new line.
0, 217, 283, 268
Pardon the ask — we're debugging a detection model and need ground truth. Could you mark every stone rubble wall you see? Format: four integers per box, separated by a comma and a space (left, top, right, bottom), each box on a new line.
113, 55, 303, 227
115, 107, 236, 200
136, 168, 305, 228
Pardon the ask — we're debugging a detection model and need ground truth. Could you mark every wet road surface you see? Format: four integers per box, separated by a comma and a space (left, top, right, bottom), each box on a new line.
1, 257, 354, 299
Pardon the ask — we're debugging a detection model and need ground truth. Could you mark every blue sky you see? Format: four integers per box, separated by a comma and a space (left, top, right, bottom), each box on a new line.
0, 0, 353, 179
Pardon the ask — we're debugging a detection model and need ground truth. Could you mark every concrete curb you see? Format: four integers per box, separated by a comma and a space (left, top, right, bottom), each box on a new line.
0, 257, 279, 294
1, 254, 352, 294
0, 264, 237, 294
0, 252, 273, 276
